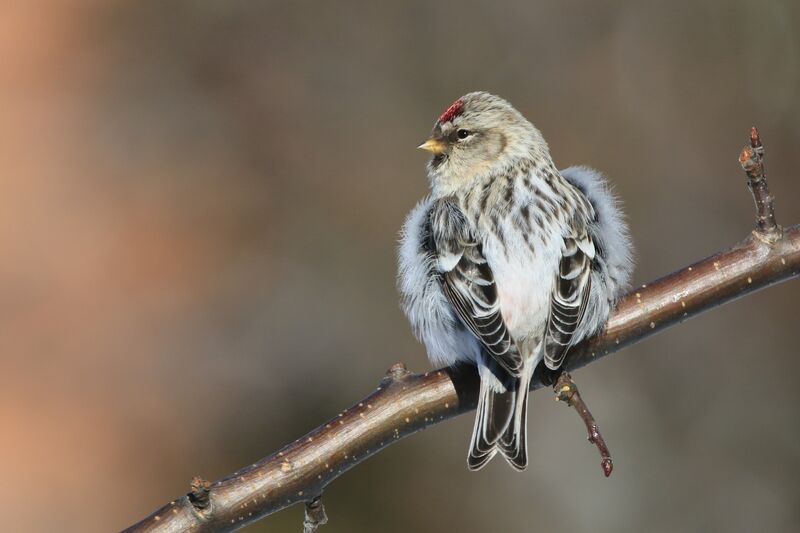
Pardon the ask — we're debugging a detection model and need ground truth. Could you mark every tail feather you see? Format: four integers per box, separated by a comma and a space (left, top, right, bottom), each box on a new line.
498, 378, 529, 470
468, 358, 534, 471
467, 382, 515, 470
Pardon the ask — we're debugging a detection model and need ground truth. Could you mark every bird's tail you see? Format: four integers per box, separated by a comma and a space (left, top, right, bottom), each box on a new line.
467, 357, 533, 471
497, 363, 532, 470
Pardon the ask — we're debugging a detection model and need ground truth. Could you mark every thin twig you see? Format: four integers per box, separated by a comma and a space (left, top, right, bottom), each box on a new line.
303, 497, 328, 533
121, 130, 800, 533
554, 373, 612, 477
188, 477, 212, 511
739, 126, 779, 239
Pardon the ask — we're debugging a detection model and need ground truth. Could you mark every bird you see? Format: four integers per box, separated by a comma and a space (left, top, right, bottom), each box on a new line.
397, 92, 634, 471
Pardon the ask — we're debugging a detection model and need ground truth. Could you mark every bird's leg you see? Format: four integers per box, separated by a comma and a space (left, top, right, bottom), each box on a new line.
553, 372, 613, 477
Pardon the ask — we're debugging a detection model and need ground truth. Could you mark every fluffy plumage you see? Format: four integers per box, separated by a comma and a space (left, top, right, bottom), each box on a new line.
398, 92, 633, 471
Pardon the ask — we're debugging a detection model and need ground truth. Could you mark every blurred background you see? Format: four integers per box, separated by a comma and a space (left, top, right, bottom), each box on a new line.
2, 1, 800, 531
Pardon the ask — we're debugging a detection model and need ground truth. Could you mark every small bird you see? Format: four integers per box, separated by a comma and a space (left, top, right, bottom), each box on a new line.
398, 92, 633, 470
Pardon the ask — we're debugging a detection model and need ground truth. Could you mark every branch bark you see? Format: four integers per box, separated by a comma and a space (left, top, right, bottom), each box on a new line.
121, 129, 800, 532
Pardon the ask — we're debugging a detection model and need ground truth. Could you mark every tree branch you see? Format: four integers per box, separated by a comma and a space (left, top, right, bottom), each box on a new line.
121, 129, 800, 532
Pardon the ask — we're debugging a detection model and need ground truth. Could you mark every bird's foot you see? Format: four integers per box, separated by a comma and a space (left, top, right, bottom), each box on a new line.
553, 372, 613, 477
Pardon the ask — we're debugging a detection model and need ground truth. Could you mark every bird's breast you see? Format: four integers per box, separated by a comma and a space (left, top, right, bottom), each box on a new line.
483, 222, 562, 341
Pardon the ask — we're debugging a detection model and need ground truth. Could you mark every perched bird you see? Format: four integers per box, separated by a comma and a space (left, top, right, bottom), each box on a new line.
398, 92, 633, 470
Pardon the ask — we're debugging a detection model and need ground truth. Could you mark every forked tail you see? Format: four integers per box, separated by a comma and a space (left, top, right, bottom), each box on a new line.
467, 358, 533, 471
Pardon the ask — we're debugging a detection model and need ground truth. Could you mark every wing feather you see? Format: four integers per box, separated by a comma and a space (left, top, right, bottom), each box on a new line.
430, 200, 523, 377
543, 229, 594, 370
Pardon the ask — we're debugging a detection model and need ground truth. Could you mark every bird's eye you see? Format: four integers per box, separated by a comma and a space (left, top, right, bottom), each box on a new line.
456, 129, 471, 140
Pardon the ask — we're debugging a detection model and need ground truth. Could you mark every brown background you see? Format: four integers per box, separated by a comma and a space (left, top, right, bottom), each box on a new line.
2, 1, 799, 532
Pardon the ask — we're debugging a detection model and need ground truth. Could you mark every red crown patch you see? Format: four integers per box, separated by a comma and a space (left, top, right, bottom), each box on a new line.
438, 99, 464, 123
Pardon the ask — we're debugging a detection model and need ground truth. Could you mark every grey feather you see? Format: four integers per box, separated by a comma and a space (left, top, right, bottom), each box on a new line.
397, 196, 482, 369
431, 200, 523, 376
561, 166, 634, 298
556, 166, 635, 348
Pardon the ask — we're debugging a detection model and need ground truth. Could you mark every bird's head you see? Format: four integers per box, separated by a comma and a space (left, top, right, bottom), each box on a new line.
420, 92, 549, 197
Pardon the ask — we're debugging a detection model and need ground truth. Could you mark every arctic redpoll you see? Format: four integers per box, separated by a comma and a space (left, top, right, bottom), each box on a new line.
398, 92, 633, 470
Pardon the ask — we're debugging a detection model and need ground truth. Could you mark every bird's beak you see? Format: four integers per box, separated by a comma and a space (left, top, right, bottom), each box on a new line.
417, 138, 446, 155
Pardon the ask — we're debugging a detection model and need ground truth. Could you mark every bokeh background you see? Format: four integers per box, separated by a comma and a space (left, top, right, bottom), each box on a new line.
2, 1, 800, 531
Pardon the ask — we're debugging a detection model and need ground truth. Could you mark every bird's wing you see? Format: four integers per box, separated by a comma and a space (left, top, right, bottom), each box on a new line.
543, 225, 595, 370
430, 201, 523, 377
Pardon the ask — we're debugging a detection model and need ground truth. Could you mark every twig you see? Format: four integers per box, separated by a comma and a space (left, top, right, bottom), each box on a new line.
188, 477, 212, 512
554, 373, 612, 477
121, 129, 800, 533
303, 497, 328, 533
739, 126, 779, 239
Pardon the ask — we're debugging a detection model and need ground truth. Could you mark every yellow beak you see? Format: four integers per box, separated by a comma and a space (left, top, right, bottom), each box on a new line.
417, 138, 446, 155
